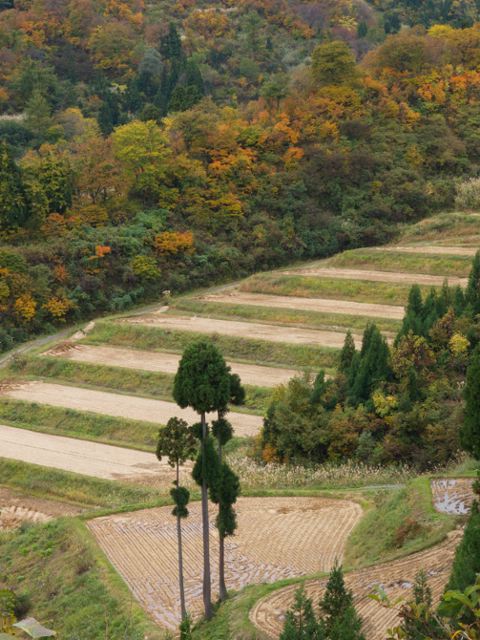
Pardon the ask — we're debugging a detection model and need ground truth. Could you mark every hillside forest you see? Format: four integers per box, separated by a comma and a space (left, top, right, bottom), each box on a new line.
4, 0, 480, 351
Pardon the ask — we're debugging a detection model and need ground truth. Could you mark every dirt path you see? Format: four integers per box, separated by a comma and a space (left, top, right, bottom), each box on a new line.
281, 267, 467, 287
250, 530, 462, 640
2, 381, 263, 438
0, 423, 163, 481
378, 245, 478, 257
89, 496, 362, 630
45, 344, 300, 388
194, 292, 405, 320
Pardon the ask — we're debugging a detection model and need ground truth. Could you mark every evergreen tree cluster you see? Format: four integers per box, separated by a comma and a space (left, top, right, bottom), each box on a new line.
100, 23, 205, 133
280, 564, 364, 640
397, 283, 465, 342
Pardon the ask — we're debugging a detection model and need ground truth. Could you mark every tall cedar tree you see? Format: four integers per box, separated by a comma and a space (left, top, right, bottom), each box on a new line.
461, 345, 480, 459
173, 341, 230, 619
156, 417, 196, 621
211, 417, 239, 601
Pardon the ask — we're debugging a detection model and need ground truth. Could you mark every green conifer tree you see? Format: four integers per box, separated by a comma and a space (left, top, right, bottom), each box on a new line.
339, 330, 356, 374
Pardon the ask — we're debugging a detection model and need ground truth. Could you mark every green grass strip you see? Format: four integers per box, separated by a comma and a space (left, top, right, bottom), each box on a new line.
0, 398, 159, 451
324, 248, 472, 277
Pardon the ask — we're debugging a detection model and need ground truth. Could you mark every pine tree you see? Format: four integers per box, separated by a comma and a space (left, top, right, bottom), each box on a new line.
460, 345, 480, 460
173, 341, 231, 619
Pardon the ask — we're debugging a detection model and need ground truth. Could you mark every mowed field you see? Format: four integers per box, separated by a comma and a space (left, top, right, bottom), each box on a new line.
89, 496, 363, 630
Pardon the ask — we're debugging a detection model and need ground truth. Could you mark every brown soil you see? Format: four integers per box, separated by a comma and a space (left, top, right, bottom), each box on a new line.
281, 267, 467, 287
431, 478, 476, 515
250, 530, 462, 640
378, 245, 478, 256
194, 292, 405, 320
124, 312, 365, 347
45, 344, 300, 388
3, 381, 263, 438
88, 496, 362, 630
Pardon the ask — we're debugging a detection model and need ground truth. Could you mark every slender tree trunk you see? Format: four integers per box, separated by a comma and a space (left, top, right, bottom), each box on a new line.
219, 531, 227, 601
216, 418, 227, 602
201, 411, 212, 619
176, 462, 187, 621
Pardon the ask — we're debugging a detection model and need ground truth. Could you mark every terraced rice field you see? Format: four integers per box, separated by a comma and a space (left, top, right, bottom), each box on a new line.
45, 343, 301, 388
194, 292, 404, 321
431, 478, 476, 515
89, 496, 362, 630
250, 530, 462, 640
123, 312, 365, 347
281, 267, 467, 287
0, 422, 165, 481
2, 381, 263, 438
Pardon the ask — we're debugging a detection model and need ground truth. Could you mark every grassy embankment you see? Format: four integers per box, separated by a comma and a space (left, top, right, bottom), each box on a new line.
239, 274, 429, 305
398, 211, 480, 245
323, 249, 472, 277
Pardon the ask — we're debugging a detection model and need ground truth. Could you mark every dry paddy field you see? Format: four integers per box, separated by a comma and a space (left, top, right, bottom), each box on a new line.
88, 496, 362, 630
0, 422, 164, 481
45, 343, 300, 388
280, 267, 467, 287
431, 478, 476, 515
123, 312, 364, 348
2, 381, 263, 438
251, 530, 463, 640
194, 292, 405, 321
